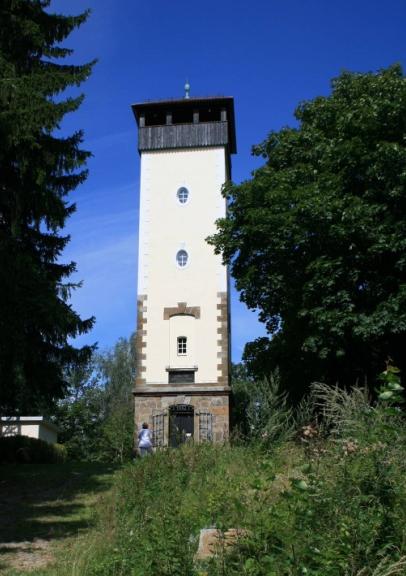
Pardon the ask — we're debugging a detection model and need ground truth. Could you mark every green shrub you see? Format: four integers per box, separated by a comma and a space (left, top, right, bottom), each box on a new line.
0, 435, 67, 464
61, 444, 261, 576
49, 369, 406, 576
207, 375, 406, 576
232, 370, 296, 446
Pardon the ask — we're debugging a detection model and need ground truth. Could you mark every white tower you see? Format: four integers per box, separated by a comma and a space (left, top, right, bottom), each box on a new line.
132, 90, 236, 447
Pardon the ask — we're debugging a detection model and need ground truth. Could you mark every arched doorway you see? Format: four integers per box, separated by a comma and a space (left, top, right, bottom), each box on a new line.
169, 404, 194, 447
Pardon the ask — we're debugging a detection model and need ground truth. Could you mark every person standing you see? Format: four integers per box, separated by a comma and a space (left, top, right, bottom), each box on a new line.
138, 422, 153, 457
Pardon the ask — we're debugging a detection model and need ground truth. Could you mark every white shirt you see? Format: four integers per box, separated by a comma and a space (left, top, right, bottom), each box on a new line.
138, 428, 152, 449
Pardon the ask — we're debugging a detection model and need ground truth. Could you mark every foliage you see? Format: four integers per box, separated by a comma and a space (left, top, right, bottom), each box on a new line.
56, 356, 106, 461
100, 400, 134, 463
32, 368, 405, 576
309, 362, 404, 440
230, 362, 253, 434
0, 0, 96, 414
231, 366, 295, 445
246, 372, 295, 446
377, 363, 404, 406
51, 444, 262, 576
208, 65, 406, 399
0, 435, 66, 464
100, 335, 137, 405
56, 334, 136, 462
207, 376, 406, 576
99, 335, 137, 462
309, 381, 372, 438
0, 461, 116, 575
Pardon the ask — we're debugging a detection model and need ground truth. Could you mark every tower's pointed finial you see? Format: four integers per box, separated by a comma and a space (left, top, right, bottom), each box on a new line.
184, 79, 190, 99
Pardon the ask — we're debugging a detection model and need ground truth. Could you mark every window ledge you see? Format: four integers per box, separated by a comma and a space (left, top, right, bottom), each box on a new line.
165, 366, 198, 372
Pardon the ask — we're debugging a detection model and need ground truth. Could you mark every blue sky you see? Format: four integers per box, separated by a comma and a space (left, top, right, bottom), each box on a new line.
52, 0, 406, 360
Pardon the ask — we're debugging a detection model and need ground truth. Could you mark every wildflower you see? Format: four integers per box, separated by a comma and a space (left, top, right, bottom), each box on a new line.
300, 424, 318, 441
342, 439, 358, 456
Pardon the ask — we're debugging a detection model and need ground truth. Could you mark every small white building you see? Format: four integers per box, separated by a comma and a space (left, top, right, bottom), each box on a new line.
0, 416, 58, 444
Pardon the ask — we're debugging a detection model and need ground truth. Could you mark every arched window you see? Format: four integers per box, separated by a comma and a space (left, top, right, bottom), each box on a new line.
176, 249, 188, 267
169, 314, 195, 368
177, 187, 189, 204
177, 336, 187, 355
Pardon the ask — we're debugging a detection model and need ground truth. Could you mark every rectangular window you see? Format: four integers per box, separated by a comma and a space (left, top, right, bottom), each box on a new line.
169, 371, 195, 384
177, 336, 187, 355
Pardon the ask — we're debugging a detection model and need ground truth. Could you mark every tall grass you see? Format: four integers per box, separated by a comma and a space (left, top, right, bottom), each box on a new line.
207, 372, 406, 576
29, 372, 406, 576
50, 444, 269, 576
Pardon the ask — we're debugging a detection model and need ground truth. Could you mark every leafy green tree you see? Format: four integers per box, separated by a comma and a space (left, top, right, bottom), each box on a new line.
99, 334, 136, 462
209, 65, 406, 399
56, 335, 136, 462
101, 402, 134, 463
100, 334, 137, 408
56, 358, 106, 461
0, 1, 95, 414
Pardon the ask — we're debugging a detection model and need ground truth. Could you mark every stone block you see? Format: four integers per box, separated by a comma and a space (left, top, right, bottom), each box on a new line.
211, 397, 227, 406
212, 406, 228, 416
194, 528, 247, 560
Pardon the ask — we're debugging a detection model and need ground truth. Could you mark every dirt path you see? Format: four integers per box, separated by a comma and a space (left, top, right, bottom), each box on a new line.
0, 463, 115, 574
0, 539, 54, 572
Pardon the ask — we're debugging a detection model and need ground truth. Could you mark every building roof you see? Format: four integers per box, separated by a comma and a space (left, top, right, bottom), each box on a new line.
131, 94, 234, 110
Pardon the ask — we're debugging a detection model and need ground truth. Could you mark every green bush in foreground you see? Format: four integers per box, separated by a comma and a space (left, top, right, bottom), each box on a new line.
77, 444, 258, 576
0, 435, 66, 464
207, 369, 406, 576
51, 371, 405, 576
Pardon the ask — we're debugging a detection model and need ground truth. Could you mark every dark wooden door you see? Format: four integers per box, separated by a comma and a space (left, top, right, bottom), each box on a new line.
169, 404, 194, 447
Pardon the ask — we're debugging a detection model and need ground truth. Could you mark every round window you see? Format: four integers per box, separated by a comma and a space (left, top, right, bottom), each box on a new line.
177, 187, 189, 204
176, 249, 188, 268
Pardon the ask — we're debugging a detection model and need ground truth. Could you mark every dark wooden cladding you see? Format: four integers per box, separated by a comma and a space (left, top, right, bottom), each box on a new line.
138, 121, 229, 152
132, 96, 236, 153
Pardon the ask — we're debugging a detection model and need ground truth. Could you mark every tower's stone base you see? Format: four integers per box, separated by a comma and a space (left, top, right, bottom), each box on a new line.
134, 392, 229, 447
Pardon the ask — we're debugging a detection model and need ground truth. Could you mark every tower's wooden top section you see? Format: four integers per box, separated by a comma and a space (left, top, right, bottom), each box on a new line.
132, 96, 236, 154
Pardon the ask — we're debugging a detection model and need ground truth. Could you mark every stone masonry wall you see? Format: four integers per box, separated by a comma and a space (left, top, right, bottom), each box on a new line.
134, 393, 229, 446
217, 291, 229, 386
135, 295, 147, 387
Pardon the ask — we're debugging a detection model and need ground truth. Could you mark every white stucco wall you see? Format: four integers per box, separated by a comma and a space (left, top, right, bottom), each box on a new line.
0, 418, 58, 444
1, 422, 39, 439
169, 315, 196, 368
21, 424, 40, 439
138, 147, 228, 385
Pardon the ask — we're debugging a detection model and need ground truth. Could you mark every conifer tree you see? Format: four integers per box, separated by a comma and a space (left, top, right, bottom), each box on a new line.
0, 1, 96, 413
